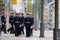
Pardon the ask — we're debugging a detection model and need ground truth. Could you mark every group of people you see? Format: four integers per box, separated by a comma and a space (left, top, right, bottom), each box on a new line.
1, 12, 34, 37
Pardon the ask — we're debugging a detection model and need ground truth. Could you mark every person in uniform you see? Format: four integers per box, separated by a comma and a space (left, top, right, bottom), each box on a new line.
1, 13, 6, 33
7, 13, 15, 34
29, 13, 34, 36
24, 13, 34, 37
14, 13, 21, 36
19, 13, 24, 35
19, 13, 22, 35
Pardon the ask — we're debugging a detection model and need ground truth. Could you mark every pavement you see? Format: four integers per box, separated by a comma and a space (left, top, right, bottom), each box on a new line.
0, 30, 53, 40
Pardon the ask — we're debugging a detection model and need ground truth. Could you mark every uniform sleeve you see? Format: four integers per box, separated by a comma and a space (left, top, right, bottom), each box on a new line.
13, 17, 16, 25
1, 16, 6, 23
22, 17, 24, 24
31, 17, 34, 26
4, 17, 6, 23
24, 18, 25, 24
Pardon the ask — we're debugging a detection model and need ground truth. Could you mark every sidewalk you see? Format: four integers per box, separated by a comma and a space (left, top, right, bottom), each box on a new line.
0, 30, 53, 40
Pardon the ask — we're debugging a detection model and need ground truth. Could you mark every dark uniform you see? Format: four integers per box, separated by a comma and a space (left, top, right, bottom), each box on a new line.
30, 16, 34, 36
24, 15, 34, 37
20, 15, 24, 35
14, 14, 21, 36
19, 13, 24, 35
1, 15, 6, 33
18, 16, 22, 35
7, 15, 15, 34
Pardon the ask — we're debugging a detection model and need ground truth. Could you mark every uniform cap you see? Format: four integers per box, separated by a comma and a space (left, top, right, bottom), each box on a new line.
15, 13, 19, 15
27, 12, 32, 15
19, 13, 24, 15
11, 13, 14, 14
29, 13, 32, 14
19, 13, 22, 14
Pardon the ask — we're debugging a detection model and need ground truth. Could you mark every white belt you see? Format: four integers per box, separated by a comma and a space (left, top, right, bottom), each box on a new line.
26, 22, 31, 23
15, 21, 20, 23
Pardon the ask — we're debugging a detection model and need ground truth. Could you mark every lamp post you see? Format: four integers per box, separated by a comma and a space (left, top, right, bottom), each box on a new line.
53, 0, 60, 40
40, 0, 44, 37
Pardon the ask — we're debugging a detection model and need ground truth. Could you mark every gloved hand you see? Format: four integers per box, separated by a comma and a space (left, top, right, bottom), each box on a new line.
20, 25, 22, 27
21, 24, 24, 26
31, 25, 34, 29
2, 23, 4, 25
31, 26, 33, 28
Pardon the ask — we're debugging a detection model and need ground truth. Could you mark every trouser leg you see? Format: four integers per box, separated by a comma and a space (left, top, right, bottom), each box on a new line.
11, 25, 14, 33
21, 26, 24, 34
15, 25, 20, 36
1, 25, 6, 33
4, 26, 6, 33
30, 28, 33, 36
26, 26, 31, 37
22, 26, 24, 34
7, 27, 11, 32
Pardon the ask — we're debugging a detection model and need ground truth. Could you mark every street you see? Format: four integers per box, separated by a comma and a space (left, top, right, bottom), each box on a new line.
0, 30, 53, 40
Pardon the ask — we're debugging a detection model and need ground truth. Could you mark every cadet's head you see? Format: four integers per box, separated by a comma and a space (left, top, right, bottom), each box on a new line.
15, 13, 19, 16
19, 13, 22, 15
26, 13, 32, 16
29, 13, 32, 16
10, 13, 14, 16
26, 13, 30, 17
21, 13, 24, 16
19, 13, 24, 16
21, 13, 24, 15
19, 13, 22, 17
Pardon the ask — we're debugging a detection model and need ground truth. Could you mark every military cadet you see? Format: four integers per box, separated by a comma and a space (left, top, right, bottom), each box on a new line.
29, 13, 34, 36
14, 13, 21, 36
19, 13, 24, 35
7, 13, 15, 34
1, 13, 6, 33
19, 13, 22, 35
24, 13, 34, 37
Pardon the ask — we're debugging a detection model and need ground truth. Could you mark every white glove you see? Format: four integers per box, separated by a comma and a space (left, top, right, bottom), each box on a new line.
31, 26, 33, 28
21, 24, 24, 26
20, 25, 22, 27
2, 23, 4, 25
31, 25, 34, 28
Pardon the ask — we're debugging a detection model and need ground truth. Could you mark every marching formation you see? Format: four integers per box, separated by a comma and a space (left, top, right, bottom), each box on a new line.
0, 13, 34, 37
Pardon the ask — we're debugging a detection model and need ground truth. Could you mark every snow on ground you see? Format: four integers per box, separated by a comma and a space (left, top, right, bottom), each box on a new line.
0, 30, 53, 40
